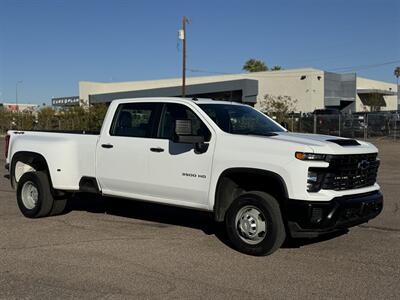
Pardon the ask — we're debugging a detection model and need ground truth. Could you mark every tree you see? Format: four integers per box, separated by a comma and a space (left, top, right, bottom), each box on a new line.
395, 66, 400, 88
258, 94, 298, 124
271, 65, 283, 71
37, 107, 57, 129
0, 108, 12, 133
242, 59, 268, 72
394, 66, 400, 79
88, 103, 108, 131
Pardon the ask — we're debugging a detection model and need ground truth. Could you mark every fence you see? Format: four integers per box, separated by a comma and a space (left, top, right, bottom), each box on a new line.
284, 111, 400, 140
1, 107, 399, 141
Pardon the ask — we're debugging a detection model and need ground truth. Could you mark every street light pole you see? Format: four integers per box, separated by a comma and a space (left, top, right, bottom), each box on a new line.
16, 80, 23, 111
397, 76, 399, 111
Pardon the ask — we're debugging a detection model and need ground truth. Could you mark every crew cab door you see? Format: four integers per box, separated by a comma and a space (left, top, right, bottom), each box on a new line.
146, 103, 215, 208
96, 102, 162, 197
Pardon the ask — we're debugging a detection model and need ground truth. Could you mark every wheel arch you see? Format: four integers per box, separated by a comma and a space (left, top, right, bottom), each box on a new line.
213, 168, 289, 222
10, 151, 52, 190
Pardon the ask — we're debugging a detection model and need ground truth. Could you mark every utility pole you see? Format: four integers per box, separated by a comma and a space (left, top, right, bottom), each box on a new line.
397, 75, 399, 111
180, 16, 188, 97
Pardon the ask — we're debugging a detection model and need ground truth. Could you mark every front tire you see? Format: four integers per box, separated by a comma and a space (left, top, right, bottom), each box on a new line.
225, 191, 286, 256
17, 171, 55, 218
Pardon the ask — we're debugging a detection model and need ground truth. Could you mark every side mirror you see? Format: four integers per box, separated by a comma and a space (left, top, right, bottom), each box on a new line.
174, 119, 205, 144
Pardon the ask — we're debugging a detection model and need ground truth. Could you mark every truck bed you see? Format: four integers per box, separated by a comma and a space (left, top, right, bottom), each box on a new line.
7, 130, 99, 190
13, 129, 100, 135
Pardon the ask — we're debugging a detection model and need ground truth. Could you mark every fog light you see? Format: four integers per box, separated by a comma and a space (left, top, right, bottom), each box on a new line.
310, 207, 323, 223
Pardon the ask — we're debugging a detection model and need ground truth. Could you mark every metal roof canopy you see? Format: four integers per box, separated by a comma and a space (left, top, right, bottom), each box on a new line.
357, 89, 396, 108
89, 79, 258, 104
357, 89, 396, 96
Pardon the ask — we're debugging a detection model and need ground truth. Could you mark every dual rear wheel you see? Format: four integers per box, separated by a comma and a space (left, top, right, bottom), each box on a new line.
17, 171, 68, 218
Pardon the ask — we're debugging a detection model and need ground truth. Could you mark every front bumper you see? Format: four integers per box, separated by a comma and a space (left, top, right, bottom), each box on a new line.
285, 191, 383, 238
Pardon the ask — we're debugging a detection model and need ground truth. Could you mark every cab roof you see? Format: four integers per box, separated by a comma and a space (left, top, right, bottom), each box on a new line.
111, 97, 246, 106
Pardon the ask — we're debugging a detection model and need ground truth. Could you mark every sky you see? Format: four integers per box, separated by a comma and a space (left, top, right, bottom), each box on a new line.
0, 0, 399, 105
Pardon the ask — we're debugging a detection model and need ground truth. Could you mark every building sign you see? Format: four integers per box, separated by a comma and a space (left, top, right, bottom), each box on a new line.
52, 96, 80, 107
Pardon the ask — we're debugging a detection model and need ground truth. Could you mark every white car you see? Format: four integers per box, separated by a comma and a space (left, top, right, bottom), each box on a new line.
4, 97, 383, 256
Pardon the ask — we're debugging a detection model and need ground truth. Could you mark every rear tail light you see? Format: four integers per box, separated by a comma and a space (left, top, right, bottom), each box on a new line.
5, 134, 10, 158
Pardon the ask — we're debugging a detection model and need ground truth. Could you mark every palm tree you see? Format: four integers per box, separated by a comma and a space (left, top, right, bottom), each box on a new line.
271, 65, 283, 71
395, 67, 400, 84
243, 59, 268, 72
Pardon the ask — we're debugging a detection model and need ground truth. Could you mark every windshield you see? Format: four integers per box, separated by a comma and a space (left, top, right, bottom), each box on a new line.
198, 104, 285, 136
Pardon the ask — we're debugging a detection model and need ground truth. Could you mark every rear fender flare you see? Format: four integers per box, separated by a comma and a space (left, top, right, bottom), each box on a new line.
10, 151, 52, 190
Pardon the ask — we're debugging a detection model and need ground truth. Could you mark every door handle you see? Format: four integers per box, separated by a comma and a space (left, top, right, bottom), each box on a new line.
150, 147, 164, 153
101, 144, 114, 149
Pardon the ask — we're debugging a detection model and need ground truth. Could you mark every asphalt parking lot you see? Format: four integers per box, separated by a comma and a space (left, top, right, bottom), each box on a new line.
1, 138, 399, 299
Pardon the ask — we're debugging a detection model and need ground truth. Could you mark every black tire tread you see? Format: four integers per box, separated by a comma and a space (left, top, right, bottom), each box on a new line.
16, 171, 54, 218
225, 191, 286, 256
50, 199, 68, 216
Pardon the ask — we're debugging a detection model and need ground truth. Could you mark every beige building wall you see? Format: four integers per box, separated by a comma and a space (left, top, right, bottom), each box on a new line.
79, 68, 397, 113
79, 68, 326, 113
356, 77, 397, 112
79, 74, 245, 105
248, 69, 325, 113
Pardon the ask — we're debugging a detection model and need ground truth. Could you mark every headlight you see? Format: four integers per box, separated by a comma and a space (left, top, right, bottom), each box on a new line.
295, 152, 326, 161
307, 169, 323, 192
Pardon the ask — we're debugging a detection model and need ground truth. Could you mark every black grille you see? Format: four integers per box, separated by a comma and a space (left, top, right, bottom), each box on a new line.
319, 153, 379, 191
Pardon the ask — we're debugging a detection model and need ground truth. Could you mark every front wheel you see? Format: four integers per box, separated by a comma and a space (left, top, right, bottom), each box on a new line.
225, 191, 286, 256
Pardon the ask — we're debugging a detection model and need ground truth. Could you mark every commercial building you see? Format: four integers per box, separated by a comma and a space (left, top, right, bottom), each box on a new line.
80, 77, 258, 106
356, 77, 398, 112
76, 68, 398, 113
0, 103, 39, 113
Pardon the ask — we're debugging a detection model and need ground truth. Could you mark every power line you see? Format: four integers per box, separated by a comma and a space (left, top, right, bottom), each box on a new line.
188, 59, 400, 79
329, 59, 400, 72
188, 68, 325, 78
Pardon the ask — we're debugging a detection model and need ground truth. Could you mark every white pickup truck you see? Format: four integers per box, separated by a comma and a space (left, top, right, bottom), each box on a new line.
4, 97, 383, 256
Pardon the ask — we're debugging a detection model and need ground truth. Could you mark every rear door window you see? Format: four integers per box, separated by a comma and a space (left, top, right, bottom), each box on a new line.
110, 102, 162, 138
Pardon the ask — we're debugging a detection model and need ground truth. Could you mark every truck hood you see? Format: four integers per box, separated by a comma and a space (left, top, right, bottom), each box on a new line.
269, 132, 378, 155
